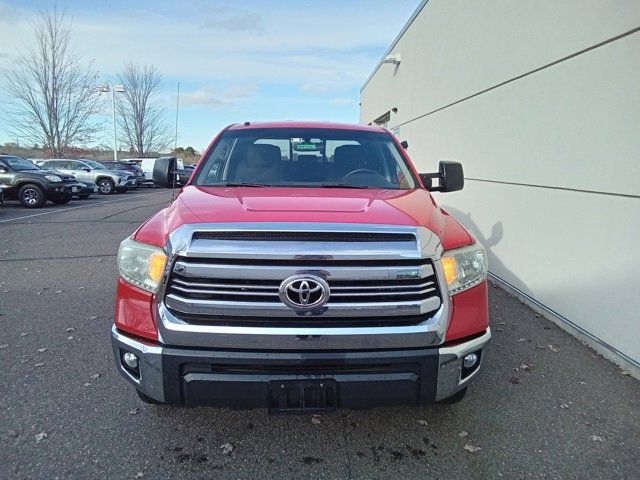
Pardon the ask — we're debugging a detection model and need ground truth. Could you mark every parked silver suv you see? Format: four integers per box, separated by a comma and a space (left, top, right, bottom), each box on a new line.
40, 159, 137, 194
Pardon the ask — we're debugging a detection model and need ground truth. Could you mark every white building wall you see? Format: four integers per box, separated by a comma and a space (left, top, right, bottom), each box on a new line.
360, 0, 640, 369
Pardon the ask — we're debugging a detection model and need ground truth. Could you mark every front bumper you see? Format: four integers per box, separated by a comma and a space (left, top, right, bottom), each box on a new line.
43, 182, 78, 198
115, 178, 137, 191
111, 325, 491, 407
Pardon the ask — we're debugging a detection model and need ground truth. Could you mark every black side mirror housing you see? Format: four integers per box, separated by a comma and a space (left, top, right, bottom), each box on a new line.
82, 167, 91, 172
419, 161, 464, 192
153, 156, 177, 188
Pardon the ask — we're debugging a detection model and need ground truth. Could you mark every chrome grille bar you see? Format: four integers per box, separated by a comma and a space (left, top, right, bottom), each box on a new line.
165, 294, 441, 318
172, 260, 434, 281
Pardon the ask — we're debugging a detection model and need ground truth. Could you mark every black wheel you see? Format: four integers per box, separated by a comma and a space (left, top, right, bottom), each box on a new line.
18, 184, 46, 208
51, 195, 72, 205
97, 178, 115, 194
136, 389, 163, 405
437, 387, 467, 404
78, 194, 91, 199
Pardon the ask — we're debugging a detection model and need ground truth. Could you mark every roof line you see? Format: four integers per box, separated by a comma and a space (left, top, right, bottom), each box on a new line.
360, 0, 431, 93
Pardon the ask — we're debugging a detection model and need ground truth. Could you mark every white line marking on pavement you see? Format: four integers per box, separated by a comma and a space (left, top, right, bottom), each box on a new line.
0, 191, 169, 224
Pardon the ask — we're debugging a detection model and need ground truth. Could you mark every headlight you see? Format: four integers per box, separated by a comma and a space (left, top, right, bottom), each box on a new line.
44, 174, 62, 182
440, 243, 487, 295
117, 237, 167, 293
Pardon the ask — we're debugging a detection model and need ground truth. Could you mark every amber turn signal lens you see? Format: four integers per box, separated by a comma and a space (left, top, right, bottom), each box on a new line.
147, 252, 167, 283
441, 256, 458, 287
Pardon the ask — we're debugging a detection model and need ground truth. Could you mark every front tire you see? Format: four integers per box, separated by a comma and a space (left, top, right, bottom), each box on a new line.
18, 184, 46, 208
97, 178, 115, 195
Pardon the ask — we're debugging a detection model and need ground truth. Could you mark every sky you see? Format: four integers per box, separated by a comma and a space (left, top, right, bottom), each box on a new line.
0, 0, 421, 151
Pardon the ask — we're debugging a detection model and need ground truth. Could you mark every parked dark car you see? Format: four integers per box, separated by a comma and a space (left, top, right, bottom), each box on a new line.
100, 161, 146, 188
76, 181, 99, 199
0, 155, 83, 208
0, 186, 4, 206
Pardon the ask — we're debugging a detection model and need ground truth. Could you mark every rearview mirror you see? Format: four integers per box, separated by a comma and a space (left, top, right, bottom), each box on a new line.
419, 161, 464, 192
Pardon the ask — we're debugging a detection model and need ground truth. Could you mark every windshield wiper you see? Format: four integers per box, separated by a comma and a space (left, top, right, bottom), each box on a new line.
319, 183, 371, 189
220, 182, 272, 187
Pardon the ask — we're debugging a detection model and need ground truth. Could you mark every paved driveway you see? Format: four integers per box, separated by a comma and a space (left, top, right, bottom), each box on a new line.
1, 190, 638, 479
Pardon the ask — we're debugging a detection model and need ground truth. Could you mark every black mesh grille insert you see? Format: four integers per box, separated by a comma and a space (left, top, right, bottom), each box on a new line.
192, 231, 416, 243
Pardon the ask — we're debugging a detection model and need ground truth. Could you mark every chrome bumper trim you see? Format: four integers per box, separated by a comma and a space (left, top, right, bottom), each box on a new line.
435, 328, 492, 401
111, 326, 165, 402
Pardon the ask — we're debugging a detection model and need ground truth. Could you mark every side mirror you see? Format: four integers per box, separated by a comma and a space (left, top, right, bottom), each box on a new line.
152, 156, 177, 188
82, 167, 91, 172
0, 167, 6, 173
419, 161, 464, 192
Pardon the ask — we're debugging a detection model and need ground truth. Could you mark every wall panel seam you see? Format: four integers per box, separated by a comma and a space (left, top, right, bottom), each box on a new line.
390, 26, 640, 128
465, 178, 640, 199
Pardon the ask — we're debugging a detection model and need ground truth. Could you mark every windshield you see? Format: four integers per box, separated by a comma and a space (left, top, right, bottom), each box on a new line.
195, 128, 416, 189
82, 160, 107, 170
3, 156, 40, 171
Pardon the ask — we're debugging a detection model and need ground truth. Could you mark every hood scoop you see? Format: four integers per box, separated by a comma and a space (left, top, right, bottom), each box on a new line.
239, 195, 372, 213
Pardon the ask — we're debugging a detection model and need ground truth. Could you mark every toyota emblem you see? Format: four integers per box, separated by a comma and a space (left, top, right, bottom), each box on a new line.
279, 274, 330, 311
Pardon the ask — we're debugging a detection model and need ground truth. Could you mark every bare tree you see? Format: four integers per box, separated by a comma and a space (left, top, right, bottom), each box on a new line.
3, 10, 102, 158
115, 63, 171, 156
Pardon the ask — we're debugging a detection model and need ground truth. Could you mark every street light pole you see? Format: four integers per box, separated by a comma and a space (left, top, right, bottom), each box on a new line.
112, 86, 117, 161
98, 82, 125, 162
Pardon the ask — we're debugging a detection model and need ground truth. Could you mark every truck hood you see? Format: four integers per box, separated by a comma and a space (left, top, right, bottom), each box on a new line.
134, 185, 473, 250
175, 186, 433, 226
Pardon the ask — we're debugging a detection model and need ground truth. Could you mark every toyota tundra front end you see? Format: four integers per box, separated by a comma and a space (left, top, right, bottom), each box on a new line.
111, 122, 490, 411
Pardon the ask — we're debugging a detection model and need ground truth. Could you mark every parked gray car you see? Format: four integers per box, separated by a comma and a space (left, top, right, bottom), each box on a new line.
40, 159, 137, 194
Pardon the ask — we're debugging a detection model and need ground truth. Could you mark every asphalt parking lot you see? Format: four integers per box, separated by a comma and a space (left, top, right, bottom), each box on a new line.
1, 190, 638, 480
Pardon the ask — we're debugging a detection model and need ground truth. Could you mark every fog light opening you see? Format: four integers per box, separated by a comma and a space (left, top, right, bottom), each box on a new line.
461, 350, 482, 379
463, 353, 478, 369
123, 352, 138, 369
121, 350, 140, 378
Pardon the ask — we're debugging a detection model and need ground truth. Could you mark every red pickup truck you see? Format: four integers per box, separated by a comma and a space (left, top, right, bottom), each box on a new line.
111, 121, 490, 411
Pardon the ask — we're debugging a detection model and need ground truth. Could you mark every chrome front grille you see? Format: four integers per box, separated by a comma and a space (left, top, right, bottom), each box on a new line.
164, 255, 442, 327
157, 223, 448, 349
